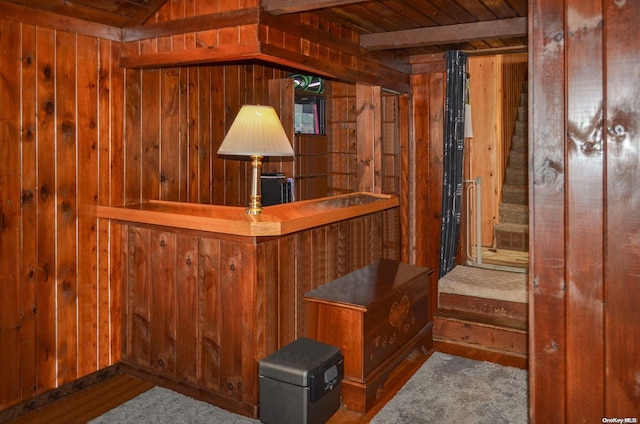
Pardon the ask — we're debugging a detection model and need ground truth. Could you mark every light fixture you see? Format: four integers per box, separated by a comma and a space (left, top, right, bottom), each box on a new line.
217, 105, 294, 215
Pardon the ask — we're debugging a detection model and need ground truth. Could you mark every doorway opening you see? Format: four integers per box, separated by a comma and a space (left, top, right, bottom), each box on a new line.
463, 52, 529, 273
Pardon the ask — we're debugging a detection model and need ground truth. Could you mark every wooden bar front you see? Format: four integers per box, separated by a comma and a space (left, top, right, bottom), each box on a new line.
97, 193, 398, 418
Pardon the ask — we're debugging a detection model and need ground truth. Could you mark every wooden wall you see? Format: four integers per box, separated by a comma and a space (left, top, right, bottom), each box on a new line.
530, 0, 640, 420
410, 57, 447, 318
0, 20, 124, 409
0, 16, 291, 411
0, 9, 406, 413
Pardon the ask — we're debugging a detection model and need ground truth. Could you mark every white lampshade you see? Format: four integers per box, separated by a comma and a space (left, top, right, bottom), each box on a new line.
217, 105, 294, 157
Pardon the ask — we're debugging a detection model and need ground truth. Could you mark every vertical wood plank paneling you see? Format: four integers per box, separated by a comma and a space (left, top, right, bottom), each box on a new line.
19, 22, 38, 403
469, 56, 499, 247
277, 234, 296, 347
141, 69, 160, 201
124, 65, 142, 204
399, 93, 411, 258
311, 227, 327, 290
210, 66, 226, 205
0, 18, 22, 408
219, 239, 243, 400
221, 66, 242, 206
604, 0, 640, 415
159, 68, 181, 201
529, 0, 567, 421
77, 34, 100, 377
55, 30, 79, 386
356, 83, 381, 193
565, 0, 604, 420
198, 237, 221, 391
175, 222, 199, 384
412, 69, 445, 278
128, 226, 151, 368
255, 238, 279, 358
34, 26, 57, 395
150, 231, 177, 377
295, 230, 313, 338
104, 39, 125, 367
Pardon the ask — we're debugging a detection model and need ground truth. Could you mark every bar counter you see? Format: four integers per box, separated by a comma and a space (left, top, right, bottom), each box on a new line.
96, 192, 399, 419
96, 192, 398, 236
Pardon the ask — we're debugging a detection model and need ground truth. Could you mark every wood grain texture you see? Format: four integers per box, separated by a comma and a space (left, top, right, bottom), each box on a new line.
119, 208, 394, 417
529, 0, 567, 420
603, 0, 640, 415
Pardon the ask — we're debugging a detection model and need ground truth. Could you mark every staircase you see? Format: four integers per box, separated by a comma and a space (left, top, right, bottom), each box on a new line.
433, 265, 528, 358
494, 79, 529, 252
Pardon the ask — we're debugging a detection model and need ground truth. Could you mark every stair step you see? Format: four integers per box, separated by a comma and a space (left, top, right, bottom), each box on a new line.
502, 185, 528, 205
438, 292, 528, 322
495, 223, 529, 252
511, 134, 527, 152
433, 312, 527, 357
517, 105, 527, 120
499, 203, 528, 225
508, 150, 527, 168
514, 119, 527, 136
505, 167, 527, 185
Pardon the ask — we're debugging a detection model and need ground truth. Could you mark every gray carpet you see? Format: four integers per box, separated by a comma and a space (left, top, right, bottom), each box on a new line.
91, 353, 527, 423
371, 352, 528, 424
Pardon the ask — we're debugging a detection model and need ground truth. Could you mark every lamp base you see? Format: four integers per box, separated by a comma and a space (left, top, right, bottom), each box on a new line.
246, 203, 262, 215
246, 154, 263, 215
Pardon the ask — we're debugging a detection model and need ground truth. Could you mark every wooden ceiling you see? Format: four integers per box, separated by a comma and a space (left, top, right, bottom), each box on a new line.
0, 0, 528, 58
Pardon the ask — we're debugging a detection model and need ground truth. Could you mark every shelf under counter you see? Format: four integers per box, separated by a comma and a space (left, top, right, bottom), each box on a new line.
96, 192, 398, 237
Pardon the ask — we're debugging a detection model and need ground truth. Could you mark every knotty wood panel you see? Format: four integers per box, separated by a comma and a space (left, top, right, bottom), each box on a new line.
411, 67, 446, 322
529, 0, 567, 420
530, 0, 640, 420
0, 18, 22, 407
604, 0, 640, 415
565, 0, 604, 420
120, 209, 394, 417
0, 20, 126, 410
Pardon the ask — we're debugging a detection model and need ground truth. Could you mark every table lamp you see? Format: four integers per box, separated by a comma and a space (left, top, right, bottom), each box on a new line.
217, 105, 294, 215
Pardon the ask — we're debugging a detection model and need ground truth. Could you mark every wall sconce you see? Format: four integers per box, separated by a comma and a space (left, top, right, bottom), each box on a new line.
217, 105, 294, 215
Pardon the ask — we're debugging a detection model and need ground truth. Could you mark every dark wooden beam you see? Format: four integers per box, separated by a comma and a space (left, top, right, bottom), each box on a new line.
361, 17, 528, 50
262, 0, 366, 14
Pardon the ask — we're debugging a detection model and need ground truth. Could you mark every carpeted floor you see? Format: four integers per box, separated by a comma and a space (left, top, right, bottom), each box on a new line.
371, 352, 528, 423
90, 353, 527, 423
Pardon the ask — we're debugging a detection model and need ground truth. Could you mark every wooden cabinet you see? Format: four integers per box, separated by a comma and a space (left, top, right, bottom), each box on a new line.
305, 259, 433, 413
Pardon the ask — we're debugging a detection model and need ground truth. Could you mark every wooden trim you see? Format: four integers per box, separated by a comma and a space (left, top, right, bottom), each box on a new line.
96, 193, 398, 237
119, 41, 261, 68
0, 365, 121, 423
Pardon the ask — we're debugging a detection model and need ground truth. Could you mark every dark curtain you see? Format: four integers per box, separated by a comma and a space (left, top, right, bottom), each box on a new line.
439, 50, 468, 278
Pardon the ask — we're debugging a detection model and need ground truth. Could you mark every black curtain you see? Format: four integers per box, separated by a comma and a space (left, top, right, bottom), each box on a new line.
439, 50, 468, 278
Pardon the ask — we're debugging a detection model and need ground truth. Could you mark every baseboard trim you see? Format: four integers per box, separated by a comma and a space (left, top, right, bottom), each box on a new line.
0, 364, 121, 422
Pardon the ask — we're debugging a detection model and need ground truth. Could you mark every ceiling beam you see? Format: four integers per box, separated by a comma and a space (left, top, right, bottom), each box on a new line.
360, 17, 528, 50
262, 0, 365, 14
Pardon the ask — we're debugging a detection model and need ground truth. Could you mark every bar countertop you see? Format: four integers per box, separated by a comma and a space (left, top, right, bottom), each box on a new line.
96, 192, 399, 237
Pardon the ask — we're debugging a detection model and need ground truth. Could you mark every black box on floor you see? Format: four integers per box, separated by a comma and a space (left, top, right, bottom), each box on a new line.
259, 337, 344, 424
